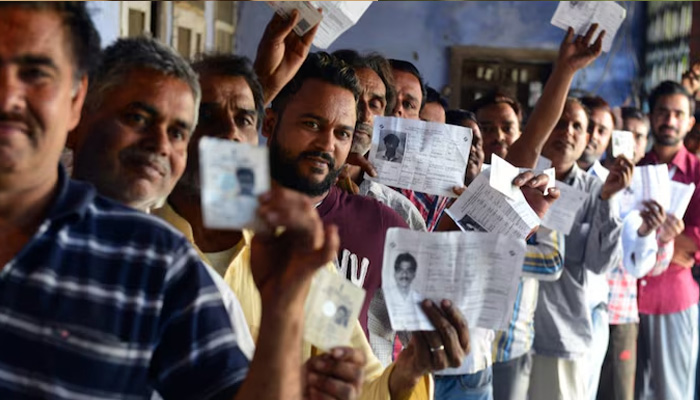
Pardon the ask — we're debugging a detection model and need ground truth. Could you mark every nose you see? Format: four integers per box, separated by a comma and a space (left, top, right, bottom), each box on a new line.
143, 124, 171, 157
358, 101, 371, 124
0, 67, 25, 114
314, 127, 335, 154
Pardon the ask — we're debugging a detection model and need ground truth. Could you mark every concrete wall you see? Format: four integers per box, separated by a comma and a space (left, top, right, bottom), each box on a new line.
235, 1, 645, 107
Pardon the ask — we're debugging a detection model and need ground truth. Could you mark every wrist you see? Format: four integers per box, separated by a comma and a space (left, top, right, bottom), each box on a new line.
390, 349, 425, 397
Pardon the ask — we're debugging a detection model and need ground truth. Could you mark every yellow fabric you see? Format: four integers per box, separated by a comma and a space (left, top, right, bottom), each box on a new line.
154, 203, 432, 400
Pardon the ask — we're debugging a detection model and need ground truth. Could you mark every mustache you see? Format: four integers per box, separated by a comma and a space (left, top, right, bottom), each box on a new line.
119, 147, 170, 176
0, 111, 39, 136
355, 123, 373, 135
658, 124, 679, 134
299, 151, 335, 170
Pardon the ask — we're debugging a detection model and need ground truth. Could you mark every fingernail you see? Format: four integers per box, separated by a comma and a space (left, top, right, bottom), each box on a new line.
332, 348, 345, 358
442, 299, 452, 307
423, 299, 433, 307
313, 359, 326, 370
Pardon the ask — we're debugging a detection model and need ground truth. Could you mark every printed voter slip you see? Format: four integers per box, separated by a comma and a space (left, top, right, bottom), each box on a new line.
668, 181, 696, 218
199, 137, 270, 231
630, 164, 671, 211
446, 168, 540, 241
540, 181, 588, 235
551, 1, 626, 53
367, 116, 472, 198
304, 269, 366, 351
612, 130, 636, 160
382, 228, 525, 331
490, 155, 556, 198
267, 1, 373, 49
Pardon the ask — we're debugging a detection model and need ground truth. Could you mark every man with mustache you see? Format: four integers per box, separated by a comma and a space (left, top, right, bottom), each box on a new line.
577, 96, 616, 175
635, 81, 700, 400
332, 50, 426, 232
471, 92, 523, 166
0, 3, 337, 399
530, 97, 632, 400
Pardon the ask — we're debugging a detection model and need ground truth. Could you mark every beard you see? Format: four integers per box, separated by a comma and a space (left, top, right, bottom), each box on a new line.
350, 122, 373, 155
269, 136, 342, 197
653, 125, 683, 146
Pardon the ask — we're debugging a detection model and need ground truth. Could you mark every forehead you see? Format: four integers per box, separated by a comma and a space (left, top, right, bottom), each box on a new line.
105, 68, 196, 121
0, 8, 73, 71
200, 73, 255, 109
653, 93, 691, 113
355, 67, 385, 96
397, 260, 415, 269
392, 69, 421, 95
282, 79, 356, 123
564, 101, 588, 121
590, 107, 614, 125
477, 102, 518, 121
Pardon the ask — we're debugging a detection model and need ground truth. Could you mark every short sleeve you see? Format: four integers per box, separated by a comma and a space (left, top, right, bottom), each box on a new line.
150, 244, 249, 400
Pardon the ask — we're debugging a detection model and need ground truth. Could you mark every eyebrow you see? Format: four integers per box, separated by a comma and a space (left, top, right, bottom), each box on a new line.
403, 94, 418, 103
130, 101, 193, 132
13, 55, 59, 73
300, 113, 354, 133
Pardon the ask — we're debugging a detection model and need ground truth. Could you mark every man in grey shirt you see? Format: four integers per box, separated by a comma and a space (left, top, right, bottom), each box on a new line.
529, 98, 633, 400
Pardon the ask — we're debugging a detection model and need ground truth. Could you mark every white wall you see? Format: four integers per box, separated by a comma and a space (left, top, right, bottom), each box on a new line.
87, 1, 121, 47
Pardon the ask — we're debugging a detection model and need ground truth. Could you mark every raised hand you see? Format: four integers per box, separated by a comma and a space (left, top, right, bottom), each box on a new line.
681, 61, 700, 96
659, 214, 686, 244
251, 185, 339, 307
638, 200, 667, 237
514, 171, 561, 219
601, 156, 634, 201
254, 10, 321, 105
558, 24, 605, 74
304, 347, 366, 400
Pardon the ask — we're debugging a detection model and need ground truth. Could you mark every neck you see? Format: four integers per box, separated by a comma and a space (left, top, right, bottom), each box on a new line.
577, 159, 594, 171
169, 186, 243, 253
554, 162, 575, 181
398, 287, 410, 298
653, 143, 681, 164
0, 170, 59, 267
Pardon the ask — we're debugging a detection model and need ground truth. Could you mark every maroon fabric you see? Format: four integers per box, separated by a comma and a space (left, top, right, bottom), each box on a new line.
318, 186, 409, 338
637, 145, 700, 314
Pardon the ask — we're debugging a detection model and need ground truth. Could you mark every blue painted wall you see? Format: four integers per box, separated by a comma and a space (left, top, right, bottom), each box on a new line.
235, 1, 645, 107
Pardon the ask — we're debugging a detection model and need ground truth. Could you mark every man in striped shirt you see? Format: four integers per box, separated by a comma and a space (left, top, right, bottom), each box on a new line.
0, 3, 337, 399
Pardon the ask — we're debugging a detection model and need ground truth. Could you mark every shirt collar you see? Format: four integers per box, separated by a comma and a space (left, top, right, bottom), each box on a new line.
560, 162, 583, 185
46, 165, 96, 223
643, 145, 692, 176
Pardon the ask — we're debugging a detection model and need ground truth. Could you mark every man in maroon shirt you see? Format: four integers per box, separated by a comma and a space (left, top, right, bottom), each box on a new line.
636, 80, 700, 399
264, 51, 474, 387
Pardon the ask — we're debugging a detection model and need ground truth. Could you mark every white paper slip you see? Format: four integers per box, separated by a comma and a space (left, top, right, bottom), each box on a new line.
630, 164, 671, 211
382, 228, 525, 331
304, 269, 366, 351
612, 130, 635, 160
199, 137, 270, 230
366, 116, 472, 198
309, 1, 373, 49
490, 155, 521, 200
517, 166, 556, 196
535, 156, 552, 171
551, 1, 627, 52
541, 181, 589, 235
668, 181, 696, 218
446, 171, 540, 241
267, 2, 323, 37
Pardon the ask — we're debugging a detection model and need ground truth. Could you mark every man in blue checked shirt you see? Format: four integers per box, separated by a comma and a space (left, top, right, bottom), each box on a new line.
0, 2, 337, 399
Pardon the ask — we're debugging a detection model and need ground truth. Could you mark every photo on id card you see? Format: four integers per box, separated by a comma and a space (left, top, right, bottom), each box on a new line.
199, 137, 270, 231
304, 269, 366, 351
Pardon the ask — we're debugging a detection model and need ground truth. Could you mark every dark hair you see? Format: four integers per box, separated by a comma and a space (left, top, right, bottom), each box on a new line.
333, 49, 397, 115
579, 95, 617, 127
426, 86, 448, 110
389, 59, 427, 110
470, 91, 523, 123
236, 167, 254, 178
394, 252, 417, 271
446, 109, 477, 126
271, 52, 360, 114
0, 2, 101, 80
620, 106, 645, 122
383, 133, 400, 146
192, 54, 265, 129
649, 80, 695, 115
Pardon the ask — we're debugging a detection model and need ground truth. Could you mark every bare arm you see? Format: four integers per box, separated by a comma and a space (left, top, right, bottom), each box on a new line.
507, 25, 604, 168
